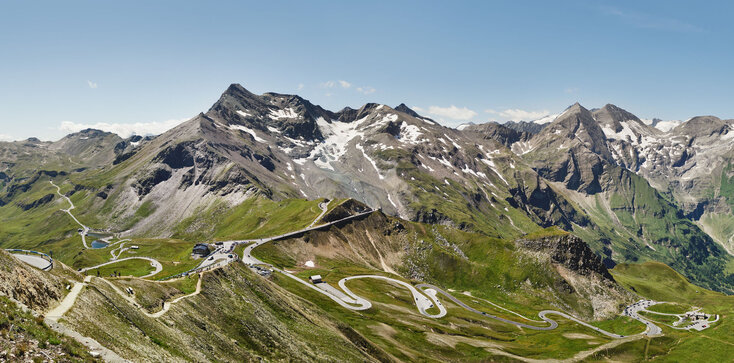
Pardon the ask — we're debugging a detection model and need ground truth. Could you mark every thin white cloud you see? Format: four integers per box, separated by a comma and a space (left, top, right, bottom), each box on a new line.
87, 80, 98, 89
297, 83, 304, 90
59, 118, 190, 138
600, 6, 703, 33
0, 133, 14, 142
356, 86, 376, 95
321, 80, 374, 94
427, 105, 477, 120
486, 108, 553, 121
412, 106, 425, 112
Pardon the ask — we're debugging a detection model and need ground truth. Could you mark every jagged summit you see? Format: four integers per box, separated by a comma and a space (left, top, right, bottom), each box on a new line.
394, 103, 422, 119
595, 104, 643, 123
224, 83, 257, 98
544, 102, 612, 157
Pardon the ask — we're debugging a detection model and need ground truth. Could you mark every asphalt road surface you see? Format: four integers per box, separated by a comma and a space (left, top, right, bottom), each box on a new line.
11, 253, 53, 271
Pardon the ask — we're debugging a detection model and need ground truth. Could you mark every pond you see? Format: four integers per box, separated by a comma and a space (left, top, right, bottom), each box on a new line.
90, 240, 109, 249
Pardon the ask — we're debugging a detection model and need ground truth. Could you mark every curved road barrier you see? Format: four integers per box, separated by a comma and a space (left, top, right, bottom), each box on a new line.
6, 249, 53, 271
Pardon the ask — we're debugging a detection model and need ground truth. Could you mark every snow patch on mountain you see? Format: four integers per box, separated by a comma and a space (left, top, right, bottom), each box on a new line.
399, 122, 424, 144
387, 193, 398, 208
602, 123, 636, 142
479, 157, 508, 185
356, 143, 384, 180
382, 113, 398, 123
642, 118, 682, 132
456, 123, 474, 130
269, 108, 300, 119
532, 114, 559, 124
445, 135, 462, 149
305, 116, 375, 171
655, 120, 682, 132
229, 125, 266, 143
236, 110, 254, 118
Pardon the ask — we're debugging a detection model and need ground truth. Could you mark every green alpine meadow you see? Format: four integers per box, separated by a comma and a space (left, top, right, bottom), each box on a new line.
2, 1, 734, 362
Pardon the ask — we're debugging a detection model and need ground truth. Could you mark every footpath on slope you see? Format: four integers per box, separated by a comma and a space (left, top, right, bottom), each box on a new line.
95, 273, 204, 318
44, 276, 130, 362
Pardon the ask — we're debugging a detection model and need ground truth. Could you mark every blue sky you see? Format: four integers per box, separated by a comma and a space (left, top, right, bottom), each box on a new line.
1, 0, 732, 140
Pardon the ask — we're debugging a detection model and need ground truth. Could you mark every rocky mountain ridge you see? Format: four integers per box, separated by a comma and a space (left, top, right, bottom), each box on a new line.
2, 83, 734, 293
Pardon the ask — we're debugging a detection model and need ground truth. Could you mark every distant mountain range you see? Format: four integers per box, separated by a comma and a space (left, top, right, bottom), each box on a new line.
2, 83, 734, 293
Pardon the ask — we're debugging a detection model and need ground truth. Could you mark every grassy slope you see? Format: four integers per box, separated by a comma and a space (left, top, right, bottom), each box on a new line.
268, 269, 629, 361
110, 274, 200, 311
376, 147, 543, 241
64, 264, 381, 362
172, 196, 325, 241
612, 262, 734, 361
568, 168, 734, 293
253, 220, 615, 320
0, 296, 96, 362
0, 171, 325, 277
250, 219, 648, 361
84, 258, 157, 278
698, 162, 734, 253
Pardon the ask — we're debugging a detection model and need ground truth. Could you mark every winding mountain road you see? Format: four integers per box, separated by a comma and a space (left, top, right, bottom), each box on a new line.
307, 201, 330, 228
341, 275, 447, 318
51, 181, 90, 248
240, 207, 664, 339
39, 187, 670, 342
79, 257, 162, 278
417, 283, 627, 337
110, 242, 130, 260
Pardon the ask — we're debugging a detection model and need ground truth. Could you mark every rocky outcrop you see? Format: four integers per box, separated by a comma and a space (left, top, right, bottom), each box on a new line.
0, 250, 66, 311
134, 166, 172, 198
321, 199, 371, 223
516, 234, 614, 281
507, 171, 589, 229
16, 193, 54, 211
155, 142, 195, 169
462, 122, 531, 147
394, 103, 433, 122
503, 120, 547, 135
